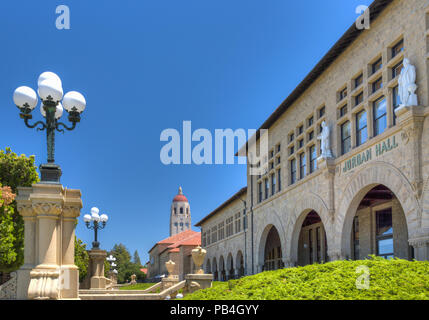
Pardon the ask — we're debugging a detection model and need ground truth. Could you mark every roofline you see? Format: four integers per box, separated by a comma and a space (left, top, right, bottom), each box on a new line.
195, 187, 247, 227
236, 0, 393, 156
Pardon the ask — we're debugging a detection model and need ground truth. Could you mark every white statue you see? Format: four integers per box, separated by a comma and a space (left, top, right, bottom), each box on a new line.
398, 58, 418, 107
317, 121, 333, 159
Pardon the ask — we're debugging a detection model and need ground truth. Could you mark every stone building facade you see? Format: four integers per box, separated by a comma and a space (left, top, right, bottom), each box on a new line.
196, 0, 429, 280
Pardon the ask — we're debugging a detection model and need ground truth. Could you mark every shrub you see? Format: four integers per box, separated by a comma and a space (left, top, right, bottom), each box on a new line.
184, 257, 429, 300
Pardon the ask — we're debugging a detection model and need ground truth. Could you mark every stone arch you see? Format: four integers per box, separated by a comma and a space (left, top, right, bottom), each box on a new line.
235, 250, 244, 277
226, 253, 234, 279
419, 174, 429, 229
285, 192, 331, 265
205, 258, 211, 274
219, 255, 226, 281
255, 208, 287, 270
212, 257, 218, 281
335, 161, 420, 258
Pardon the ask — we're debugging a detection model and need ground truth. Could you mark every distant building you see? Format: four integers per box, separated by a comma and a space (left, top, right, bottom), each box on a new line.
147, 188, 201, 281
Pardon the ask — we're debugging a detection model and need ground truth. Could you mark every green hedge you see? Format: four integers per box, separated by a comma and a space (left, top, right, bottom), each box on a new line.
184, 257, 429, 300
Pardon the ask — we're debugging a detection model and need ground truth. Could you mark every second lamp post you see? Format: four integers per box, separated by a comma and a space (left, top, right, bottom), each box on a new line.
83, 207, 108, 249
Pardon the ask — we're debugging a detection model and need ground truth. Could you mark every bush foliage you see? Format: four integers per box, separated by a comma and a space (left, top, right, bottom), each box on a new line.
184, 257, 429, 300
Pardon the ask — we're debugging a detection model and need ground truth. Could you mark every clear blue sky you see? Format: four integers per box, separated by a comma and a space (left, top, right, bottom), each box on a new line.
0, 0, 372, 263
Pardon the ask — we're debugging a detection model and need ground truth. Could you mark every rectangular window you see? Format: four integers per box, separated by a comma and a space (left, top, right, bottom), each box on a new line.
308, 116, 314, 127
372, 58, 382, 74
372, 77, 383, 93
355, 74, 363, 88
269, 150, 274, 159
290, 159, 296, 184
298, 139, 304, 149
276, 156, 281, 165
276, 144, 281, 153
319, 106, 325, 118
355, 92, 363, 106
299, 153, 306, 179
258, 182, 262, 203
309, 145, 317, 173
392, 85, 402, 125
356, 110, 368, 146
202, 231, 206, 247
339, 87, 347, 101
277, 168, 281, 191
392, 61, 403, 79
289, 133, 295, 142
235, 212, 241, 233
340, 105, 348, 118
264, 179, 269, 200
271, 174, 276, 196
308, 130, 314, 141
373, 97, 387, 136
298, 125, 304, 135
392, 39, 404, 58
376, 208, 394, 259
341, 121, 351, 155
218, 222, 224, 240
211, 226, 218, 243
289, 146, 294, 155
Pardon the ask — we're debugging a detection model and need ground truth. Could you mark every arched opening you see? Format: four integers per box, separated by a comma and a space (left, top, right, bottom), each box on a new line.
219, 256, 226, 281
263, 226, 283, 271
205, 259, 211, 274
348, 185, 411, 260
236, 250, 245, 278
298, 210, 327, 266
226, 253, 234, 280
212, 258, 218, 281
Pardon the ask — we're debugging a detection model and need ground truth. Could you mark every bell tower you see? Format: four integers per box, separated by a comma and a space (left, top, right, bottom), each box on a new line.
170, 186, 191, 236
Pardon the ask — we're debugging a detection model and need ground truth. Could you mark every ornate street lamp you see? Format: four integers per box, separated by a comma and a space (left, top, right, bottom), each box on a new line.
83, 207, 108, 249
13, 71, 86, 184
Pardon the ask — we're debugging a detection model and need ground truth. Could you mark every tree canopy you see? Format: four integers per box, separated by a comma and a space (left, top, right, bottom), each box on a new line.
109, 243, 146, 283
0, 148, 38, 272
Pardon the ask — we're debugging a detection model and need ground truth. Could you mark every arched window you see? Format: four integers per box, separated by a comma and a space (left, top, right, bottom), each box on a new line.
180, 207, 183, 214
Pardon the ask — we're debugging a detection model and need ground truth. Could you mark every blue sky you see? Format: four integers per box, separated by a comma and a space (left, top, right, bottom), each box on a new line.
0, 0, 372, 262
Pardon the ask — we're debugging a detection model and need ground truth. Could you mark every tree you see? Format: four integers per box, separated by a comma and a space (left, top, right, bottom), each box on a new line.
133, 250, 142, 266
109, 243, 146, 283
0, 148, 38, 272
74, 237, 89, 283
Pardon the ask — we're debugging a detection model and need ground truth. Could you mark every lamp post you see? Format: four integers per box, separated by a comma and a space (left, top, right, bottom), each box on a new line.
83, 207, 108, 249
13, 71, 86, 184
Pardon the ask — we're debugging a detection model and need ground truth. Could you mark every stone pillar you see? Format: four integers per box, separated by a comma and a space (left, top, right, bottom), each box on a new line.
409, 234, 429, 261
87, 249, 107, 290
16, 183, 82, 300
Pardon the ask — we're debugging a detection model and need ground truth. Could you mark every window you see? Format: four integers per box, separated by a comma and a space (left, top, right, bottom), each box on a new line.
299, 153, 306, 179
339, 87, 347, 101
308, 116, 314, 127
298, 125, 304, 135
355, 74, 363, 88
211, 226, 218, 243
392, 61, 403, 79
276, 144, 281, 153
298, 139, 304, 149
276, 156, 281, 165
218, 222, 225, 240
277, 168, 281, 192
235, 212, 241, 233
341, 121, 351, 155
206, 230, 211, 245
180, 207, 183, 214
356, 110, 368, 146
271, 174, 276, 196
174, 208, 177, 215
289, 133, 295, 142
258, 182, 262, 203
243, 211, 247, 230
269, 150, 274, 159
290, 159, 296, 184
319, 106, 325, 118
308, 130, 314, 141
353, 216, 360, 260
226, 217, 234, 237
355, 92, 363, 106
372, 58, 382, 74
372, 77, 383, 93
376, 208, 394, 259
340, 105, 347, 118
309, 145, 317, 173
289, 146, 294, 155
264, 179, 269, 200
373, 97, 387, 136
392, 39, 404, 58
202, 231, 206, 247
269, 162, 274, 170
392, 85, 402, 125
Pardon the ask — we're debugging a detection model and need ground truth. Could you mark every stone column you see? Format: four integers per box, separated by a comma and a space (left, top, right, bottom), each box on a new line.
87, 249, 107, 290
409, 234, 429, 261
15, 183, 82, 300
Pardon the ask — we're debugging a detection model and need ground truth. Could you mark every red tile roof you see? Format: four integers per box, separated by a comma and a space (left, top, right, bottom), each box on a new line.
153, 230, 201, 254
140, 268, 147, 274
157, 230, 198, 245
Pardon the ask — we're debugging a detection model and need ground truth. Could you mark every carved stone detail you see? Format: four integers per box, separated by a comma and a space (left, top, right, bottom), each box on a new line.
28, 269, 60, 300
16, 204, 35, 217
62, 205, 81, 218
32, 202, 62, 216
